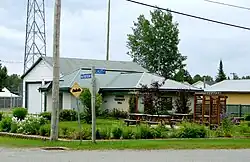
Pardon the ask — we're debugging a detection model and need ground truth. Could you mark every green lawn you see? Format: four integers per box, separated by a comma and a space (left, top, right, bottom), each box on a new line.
57, 118, 124, 130
1, 137, 250, 150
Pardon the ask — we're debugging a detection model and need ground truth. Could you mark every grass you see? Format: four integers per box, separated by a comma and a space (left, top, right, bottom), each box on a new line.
57, 118, 124, 130
1, 137, 250, 150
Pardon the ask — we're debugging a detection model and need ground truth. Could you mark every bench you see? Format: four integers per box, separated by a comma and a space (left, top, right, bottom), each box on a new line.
145, 121, 160, 126
124, 119, 140, 126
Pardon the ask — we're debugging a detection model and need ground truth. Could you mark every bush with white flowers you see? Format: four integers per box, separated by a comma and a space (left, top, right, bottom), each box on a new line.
12, 115, 47, 135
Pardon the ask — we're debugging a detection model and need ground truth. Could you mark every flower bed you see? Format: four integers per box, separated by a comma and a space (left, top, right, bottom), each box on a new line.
1, 109, 250, 140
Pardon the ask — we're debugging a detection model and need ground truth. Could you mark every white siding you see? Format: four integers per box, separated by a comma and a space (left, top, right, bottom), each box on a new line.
102, 94, 130, 112
63, 92, 72, 109
46, 92, 73, 112
23, 60, 53, 113
46, 92, 52, 112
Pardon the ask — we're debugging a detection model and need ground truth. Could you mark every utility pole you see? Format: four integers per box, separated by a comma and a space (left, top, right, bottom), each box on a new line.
106, 0, 111, 60
91, 66, 96, 143
50, 0, 61, 141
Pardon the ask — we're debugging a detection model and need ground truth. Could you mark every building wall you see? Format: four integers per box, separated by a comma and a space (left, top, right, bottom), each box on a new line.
23, 60, 53, 114
102, 92, 195, 113
102, 94, 130, 112
223, 93, 250, 105
46, 92, 73, 112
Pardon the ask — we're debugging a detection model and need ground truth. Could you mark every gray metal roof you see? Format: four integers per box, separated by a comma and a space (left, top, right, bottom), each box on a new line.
205, 79, 250, 92
43, 56, 148, 75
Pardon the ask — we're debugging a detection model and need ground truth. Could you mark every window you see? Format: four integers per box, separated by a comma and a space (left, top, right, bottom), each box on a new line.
114, 95, 125, 101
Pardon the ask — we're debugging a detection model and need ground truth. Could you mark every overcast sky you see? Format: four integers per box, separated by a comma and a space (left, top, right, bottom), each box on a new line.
0, 0, 250, 79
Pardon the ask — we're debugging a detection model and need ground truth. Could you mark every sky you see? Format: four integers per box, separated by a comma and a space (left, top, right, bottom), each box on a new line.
0, 0, 250, 79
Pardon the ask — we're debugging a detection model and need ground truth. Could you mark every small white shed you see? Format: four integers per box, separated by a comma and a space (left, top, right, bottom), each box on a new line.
0, 87, 20, 108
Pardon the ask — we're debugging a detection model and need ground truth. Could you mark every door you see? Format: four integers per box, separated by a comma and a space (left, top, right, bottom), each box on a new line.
27, 83, 42, 114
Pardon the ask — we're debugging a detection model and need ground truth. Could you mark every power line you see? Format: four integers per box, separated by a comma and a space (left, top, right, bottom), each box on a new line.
204, 0, 250, 11
0, 60, 23, 64
126, 0, 250, 31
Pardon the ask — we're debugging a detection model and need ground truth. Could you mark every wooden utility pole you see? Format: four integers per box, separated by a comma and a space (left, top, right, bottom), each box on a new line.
106, 0, 111, 60
50, 0, 61, 141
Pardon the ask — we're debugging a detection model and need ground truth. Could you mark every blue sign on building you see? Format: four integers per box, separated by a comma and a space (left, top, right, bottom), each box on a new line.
80, 73, 92, 79
95, 68, 106, 74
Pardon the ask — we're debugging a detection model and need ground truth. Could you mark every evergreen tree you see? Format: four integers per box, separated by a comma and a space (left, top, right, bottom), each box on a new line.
215, 60, 226, 82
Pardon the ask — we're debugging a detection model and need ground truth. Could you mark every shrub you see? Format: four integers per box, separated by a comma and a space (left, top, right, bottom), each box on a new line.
80, 112, 92, 124
175, 122, 208, 138
110, 109, 128, 119
245, 115, 250, 121
0, 116, 12, 132
98, 109, 110, 119
12, 107, 28, 120
60, 126, 74, 138
39, 125, 51, 136
122, 127, 135, 139
59, 109, 77, 121
138, 125, 154, 139
16, 115, 46, 135
71, 128, 91, 140
153, 125, 170, 138
221, 116, 233, 136
39, 112, 51, 121
98, 127, 111, 139
79, 89, 102, 117
0, 112, 3, 121
112, 127, 123, 139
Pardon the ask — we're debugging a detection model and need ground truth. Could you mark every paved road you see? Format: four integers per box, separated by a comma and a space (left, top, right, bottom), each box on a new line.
0, 148, 250, 162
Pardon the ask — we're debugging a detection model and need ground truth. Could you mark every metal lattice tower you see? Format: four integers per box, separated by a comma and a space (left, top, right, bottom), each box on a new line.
24, 0, 46, 73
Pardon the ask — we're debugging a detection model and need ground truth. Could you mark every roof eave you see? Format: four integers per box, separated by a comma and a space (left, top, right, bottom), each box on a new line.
21, 57, 44, 79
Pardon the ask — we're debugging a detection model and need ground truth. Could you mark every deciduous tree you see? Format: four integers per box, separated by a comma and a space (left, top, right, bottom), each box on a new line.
0, 63, 8, 92
127, 9, 186, 79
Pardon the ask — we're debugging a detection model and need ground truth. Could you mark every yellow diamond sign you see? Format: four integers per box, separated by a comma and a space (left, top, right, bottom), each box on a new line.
70, 82, 83, 98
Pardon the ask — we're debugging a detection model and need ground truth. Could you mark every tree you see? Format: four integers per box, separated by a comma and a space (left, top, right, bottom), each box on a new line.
79, 89, 102, 124
140, 81, 171, 115
202, 75, 214, 82
193, 74, 214, 83
127, 9, 186, 79
193, 74, 202, 83
232, 73, 240, 80
242, 76, 250, 79
0, 63, 8, 92
173, 69, 193, 84
5, 74, 22, 93
215, 60, 226, 82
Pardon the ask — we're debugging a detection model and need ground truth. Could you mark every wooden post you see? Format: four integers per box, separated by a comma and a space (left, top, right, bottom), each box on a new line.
202, 94, 205, 124
217, 96, 221, 125
209, 96, 212, 126
193, 93, 197, 122
50, 0, 61, 141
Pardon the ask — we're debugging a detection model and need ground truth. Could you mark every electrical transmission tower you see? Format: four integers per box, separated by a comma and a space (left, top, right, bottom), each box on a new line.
24, 0, 46, 73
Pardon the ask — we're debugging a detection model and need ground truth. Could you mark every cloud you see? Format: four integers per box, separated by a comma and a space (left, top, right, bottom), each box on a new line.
1, 0, 250, 79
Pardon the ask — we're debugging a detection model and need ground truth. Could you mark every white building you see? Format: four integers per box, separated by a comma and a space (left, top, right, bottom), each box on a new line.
21, 56, 202, 114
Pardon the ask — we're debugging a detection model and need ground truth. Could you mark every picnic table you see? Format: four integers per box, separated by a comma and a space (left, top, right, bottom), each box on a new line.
124, 113, 173, 126
172, 113, 193, 122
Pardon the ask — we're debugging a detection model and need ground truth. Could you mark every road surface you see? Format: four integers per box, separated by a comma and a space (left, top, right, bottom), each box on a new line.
0, 148, 249, 162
